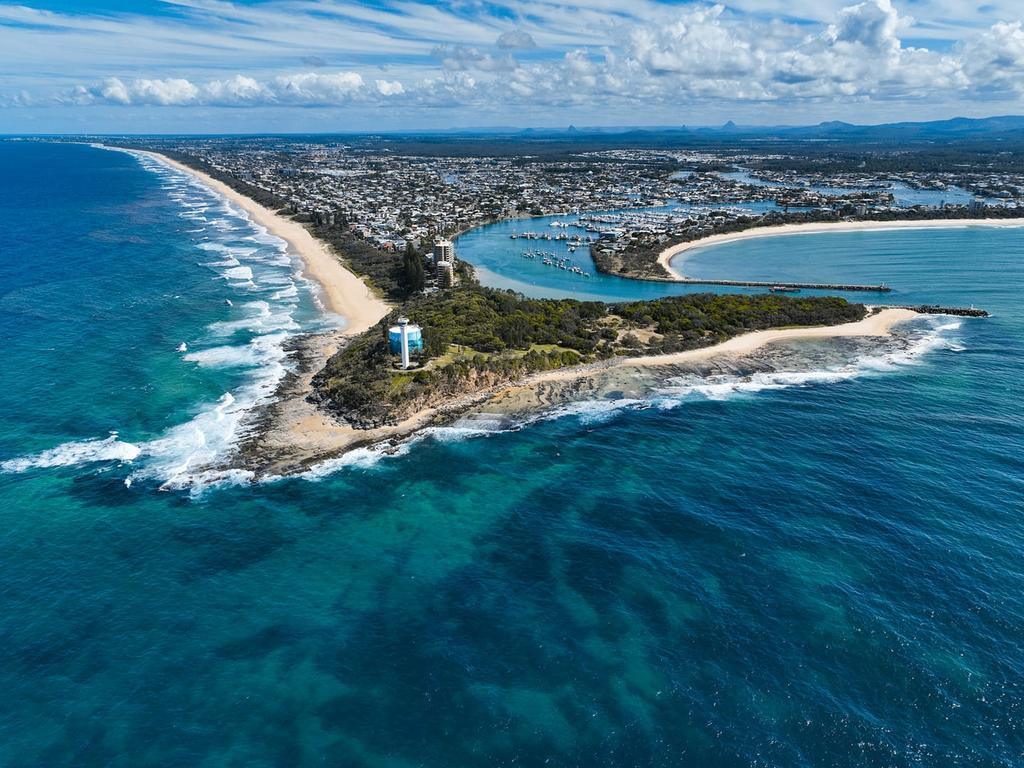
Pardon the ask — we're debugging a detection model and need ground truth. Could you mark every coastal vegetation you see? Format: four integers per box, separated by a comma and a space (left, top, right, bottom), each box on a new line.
313, 287, 865, 427
310, 224, 410, 300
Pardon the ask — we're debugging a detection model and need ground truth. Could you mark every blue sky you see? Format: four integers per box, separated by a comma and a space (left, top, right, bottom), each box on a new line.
2, 0, 1023, 133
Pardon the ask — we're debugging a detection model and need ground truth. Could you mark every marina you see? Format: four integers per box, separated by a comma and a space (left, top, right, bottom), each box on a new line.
519, 248, 591, 277
464, 209, 910, 302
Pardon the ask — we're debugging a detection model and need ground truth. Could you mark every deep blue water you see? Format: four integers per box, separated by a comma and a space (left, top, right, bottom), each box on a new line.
2, 142, 1023, 767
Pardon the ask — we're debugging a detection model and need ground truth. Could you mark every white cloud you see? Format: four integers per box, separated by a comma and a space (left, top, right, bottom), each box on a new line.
202, 75, 268, 105
131, 78, 200, 106
423, 0, 976, 107
65, 71, 387, 106
99, 78, 132, 105
830, 0, 905, 53
496, 30, 537, 50
626, 5, 758, 78
272, 71, 364, 103
9, 0, 1024, 120
962, 21, 1024, 96
433, 45, 518, 72
375, 79, 405, 96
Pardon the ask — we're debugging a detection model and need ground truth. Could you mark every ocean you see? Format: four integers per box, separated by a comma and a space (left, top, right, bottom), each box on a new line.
1, 141, 1022, 767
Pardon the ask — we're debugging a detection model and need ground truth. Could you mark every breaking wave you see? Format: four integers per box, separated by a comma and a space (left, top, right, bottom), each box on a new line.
0, 145, 331, 493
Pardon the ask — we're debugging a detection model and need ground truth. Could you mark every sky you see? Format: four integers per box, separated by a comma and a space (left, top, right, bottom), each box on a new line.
1, 0, 1024, 133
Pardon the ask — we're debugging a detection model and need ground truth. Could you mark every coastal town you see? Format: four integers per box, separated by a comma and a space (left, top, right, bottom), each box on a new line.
116, 136, 1024, 285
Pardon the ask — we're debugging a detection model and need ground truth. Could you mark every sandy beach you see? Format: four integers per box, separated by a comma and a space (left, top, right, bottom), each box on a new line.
525, 306, 915, 385
657, 218, 1024, 279
128, 148, 391, 336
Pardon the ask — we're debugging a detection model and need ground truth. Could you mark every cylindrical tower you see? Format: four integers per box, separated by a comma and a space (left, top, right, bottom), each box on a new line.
389, 318, 423, 368
398, 317, 410, 369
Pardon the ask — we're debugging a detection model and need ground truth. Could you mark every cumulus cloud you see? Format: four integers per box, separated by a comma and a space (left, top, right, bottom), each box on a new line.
99, 77, 132, 105
609, 1, 957, 101
830, 0, 905, 53
65, 71, 394, 106
962, 21, 1024, 96
0, 90, 35, 108
627, 5, 757, 78
35, 0, 1024, 114
496, 30, 537, 50
375, 79, 404, 96
273, 71, 364, 103
475, 0, 972, 106
432, 44, 518, 72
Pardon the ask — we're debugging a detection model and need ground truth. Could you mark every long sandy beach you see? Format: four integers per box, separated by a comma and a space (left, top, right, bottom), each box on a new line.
658, 218, 1024, 279
130, 148, 390, 336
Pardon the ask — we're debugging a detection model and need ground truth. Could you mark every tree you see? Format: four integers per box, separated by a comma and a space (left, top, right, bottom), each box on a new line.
401, 243, 425, 294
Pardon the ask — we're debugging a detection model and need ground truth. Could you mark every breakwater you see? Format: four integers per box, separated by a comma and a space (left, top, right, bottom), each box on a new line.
897, 304, 990, 317
678, 278, 892, 292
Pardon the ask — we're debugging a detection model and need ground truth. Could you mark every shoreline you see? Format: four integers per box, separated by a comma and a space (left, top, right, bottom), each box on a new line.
118, 147, 391, 336
238, 306, 917, 476
518, 306, 915, 387
657, 218, 1024, 279
91, 145, 922, 474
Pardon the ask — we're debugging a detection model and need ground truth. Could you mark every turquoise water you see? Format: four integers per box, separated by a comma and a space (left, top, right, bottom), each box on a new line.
2, 142, 1024, 766
455, 203, 835, 302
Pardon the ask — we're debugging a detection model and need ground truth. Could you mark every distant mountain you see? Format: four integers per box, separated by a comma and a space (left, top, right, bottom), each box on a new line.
442, 117, 1024, 142
697, 115, 1024, 142
816, 120, 855, 131
192, 115, 1024, 154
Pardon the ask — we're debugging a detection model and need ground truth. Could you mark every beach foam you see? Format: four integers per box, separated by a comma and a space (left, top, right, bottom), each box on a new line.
0, 144, 324, 492
651, 314, 960, 406
0, 433, 141, 473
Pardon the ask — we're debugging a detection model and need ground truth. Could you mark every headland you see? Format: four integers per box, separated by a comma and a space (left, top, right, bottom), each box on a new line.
237, 304, 917, 477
